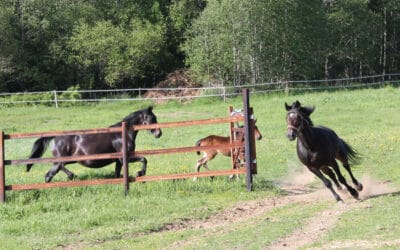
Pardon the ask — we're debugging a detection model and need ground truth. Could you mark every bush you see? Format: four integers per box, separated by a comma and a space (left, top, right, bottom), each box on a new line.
58, 85, 82, 106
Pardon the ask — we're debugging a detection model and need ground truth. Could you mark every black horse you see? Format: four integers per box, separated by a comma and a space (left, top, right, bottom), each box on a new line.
285, 100, 363, 201
26, 106, 162, 183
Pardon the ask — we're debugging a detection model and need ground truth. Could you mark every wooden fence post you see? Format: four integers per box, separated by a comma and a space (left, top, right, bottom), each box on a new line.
0, 131, 5, 202
242, 88, 254, 191
122, 122, 129, 195
228, 106, 235, 169
250, 107, 257, 175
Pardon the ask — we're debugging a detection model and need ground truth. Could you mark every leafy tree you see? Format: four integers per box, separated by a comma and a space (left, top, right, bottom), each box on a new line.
68, 20, 165, 88
183, 0, 328, 85
325, 0, 381, 77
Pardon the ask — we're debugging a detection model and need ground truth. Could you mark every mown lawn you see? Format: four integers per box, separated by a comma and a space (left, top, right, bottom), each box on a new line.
1, 86, 399, 249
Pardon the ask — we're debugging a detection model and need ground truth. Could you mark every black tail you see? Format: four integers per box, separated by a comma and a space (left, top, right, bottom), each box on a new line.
26, 137, 54, 172
195, 139, 202, 155
342, 139, 361, 165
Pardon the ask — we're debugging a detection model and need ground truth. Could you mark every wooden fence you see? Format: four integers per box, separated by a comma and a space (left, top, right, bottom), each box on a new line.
0, 89, 257, 202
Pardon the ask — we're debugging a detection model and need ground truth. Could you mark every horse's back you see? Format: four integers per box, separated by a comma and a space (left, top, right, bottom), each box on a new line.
197, 135, 231, 157
198, 135, 230, 146
314, 126, 342, 145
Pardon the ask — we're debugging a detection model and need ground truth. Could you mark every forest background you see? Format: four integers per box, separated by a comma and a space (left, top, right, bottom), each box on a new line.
0, 0, 399, 92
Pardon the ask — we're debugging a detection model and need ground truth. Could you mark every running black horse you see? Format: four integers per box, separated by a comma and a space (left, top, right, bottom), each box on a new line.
285, 100, 363, 201
26, 106, 162, 183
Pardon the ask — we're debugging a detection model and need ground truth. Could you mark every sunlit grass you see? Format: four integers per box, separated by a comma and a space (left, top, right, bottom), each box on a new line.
1, 86, 400, 248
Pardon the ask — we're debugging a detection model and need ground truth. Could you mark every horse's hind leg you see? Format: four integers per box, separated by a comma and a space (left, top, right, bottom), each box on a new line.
61, 167, 75, 180
330, 161, 359, 200
194, 157, 206, 181
194, 157, 214, 181
115, 161, 122, 178
45, 163, 64, 183
343, 163, 363, 191
308, 166, 343, 202
321, 166, 342, 190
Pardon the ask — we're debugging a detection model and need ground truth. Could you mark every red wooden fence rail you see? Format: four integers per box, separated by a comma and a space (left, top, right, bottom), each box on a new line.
0, 89, 256, 202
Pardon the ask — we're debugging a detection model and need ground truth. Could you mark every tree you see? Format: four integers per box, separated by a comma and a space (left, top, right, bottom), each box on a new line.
325, 0, 381, 78
68, 20, 165, 88
183, 0, 328, 85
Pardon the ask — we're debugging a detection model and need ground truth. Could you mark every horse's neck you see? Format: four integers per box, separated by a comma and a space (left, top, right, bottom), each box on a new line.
129, 130, 138, 143
110, 121, 139, 143
297, 126, 316, 152
111, 113, 142, 128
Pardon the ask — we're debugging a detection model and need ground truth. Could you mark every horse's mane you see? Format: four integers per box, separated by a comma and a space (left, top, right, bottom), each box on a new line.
300, 110, 314, 127
110, 110, 143, 128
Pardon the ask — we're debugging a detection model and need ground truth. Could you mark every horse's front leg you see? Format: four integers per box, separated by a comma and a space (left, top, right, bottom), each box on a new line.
61, 166, 75, 180
308, 165, 343, 202
321, 166, 342, 190
129, 156, 148, 177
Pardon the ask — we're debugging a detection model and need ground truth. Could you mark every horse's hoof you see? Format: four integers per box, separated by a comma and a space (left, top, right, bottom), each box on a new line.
351, 190, 359, 200
356, 183, 363, 191
136, 171, 145, 177
335, 196, 344, 203
45, 175, 52, 183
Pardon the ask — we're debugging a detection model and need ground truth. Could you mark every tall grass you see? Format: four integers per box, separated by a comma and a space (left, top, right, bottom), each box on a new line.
0, 86, 399, 249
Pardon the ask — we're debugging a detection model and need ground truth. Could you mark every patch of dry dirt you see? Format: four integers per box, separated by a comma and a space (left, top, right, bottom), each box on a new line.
144, 69, 202, 103
59, 170, 398, 250
161, 171, 398, 250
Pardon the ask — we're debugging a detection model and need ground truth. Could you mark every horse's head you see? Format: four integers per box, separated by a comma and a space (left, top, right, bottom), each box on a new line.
141, 106, 162, 138
285, 100, 314, 141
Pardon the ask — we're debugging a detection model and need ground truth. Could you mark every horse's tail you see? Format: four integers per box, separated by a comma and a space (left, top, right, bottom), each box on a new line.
26, 137, 54, 172
341, 139, 361, 166
195, 139, 203, 155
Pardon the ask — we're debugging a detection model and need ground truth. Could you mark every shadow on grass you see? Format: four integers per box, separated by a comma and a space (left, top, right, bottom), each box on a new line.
73, 172, 119, 181
254, 178, 284, 194
362, 191, 400, 201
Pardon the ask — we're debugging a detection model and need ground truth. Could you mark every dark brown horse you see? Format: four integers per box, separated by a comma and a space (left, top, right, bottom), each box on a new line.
195, 122, 262, 174
26, 106, 162, 182
285, 100, 363, 201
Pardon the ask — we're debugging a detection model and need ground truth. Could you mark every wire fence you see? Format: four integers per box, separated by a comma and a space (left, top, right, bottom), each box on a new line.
1, 74, 399, 107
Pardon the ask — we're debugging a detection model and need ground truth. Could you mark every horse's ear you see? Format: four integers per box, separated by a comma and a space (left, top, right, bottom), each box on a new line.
147, 106, 154, 113
285, 102, 291, 111
294, 100, 301, 108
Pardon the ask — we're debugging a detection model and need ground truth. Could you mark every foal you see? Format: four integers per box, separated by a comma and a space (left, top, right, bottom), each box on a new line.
285, 100, 363, 201
194, 122, 262, 174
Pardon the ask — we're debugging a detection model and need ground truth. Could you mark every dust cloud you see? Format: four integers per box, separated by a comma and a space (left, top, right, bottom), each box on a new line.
359, 174, 398, 200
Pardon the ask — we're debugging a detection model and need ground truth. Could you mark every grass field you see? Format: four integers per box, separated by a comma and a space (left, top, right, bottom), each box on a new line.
1, 86, 400, 249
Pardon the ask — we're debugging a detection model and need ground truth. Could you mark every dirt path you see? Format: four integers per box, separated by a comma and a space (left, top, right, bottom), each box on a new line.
61, 172, 398, 250
162, 173, 398, 250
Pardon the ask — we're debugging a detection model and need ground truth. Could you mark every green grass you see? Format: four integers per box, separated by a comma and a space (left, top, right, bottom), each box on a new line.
1, 86, 400, 249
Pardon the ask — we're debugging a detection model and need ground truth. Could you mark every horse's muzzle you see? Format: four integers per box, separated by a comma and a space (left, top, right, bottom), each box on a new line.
152, 129, 162, 138
287, 130, 297, 141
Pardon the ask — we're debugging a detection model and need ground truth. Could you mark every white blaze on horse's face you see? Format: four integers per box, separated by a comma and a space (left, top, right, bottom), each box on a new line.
286, 111, 300, 141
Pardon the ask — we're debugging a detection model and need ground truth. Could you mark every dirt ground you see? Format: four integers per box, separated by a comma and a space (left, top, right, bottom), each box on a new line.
60, 167, 399, 250
158, 168, 399, 249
